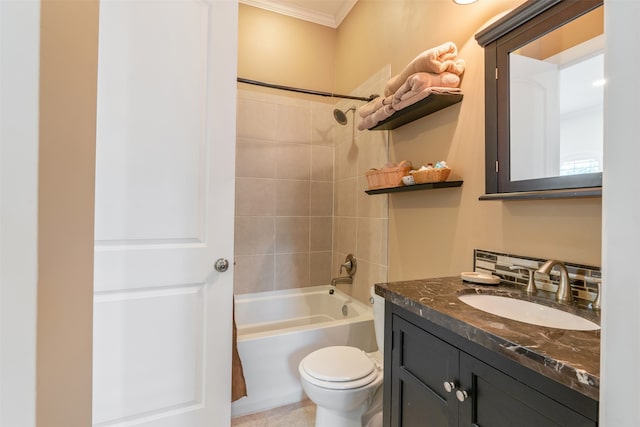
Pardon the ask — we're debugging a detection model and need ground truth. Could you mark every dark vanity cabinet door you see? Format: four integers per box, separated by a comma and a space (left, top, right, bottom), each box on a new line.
389, 315, 460, 427
384, 305, 597, 427
458, 353, 595, 427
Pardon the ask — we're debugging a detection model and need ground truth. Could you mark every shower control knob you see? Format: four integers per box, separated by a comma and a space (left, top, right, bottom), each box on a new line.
214, 258, 229, 273
443, 381, 456, 393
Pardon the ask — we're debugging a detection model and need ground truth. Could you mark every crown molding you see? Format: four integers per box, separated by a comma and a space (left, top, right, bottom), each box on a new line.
333, 0, 358, 27
240, 0, 357, 28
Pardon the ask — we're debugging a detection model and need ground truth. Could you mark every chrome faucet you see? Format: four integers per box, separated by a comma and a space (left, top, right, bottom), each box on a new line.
331, 254, 357, 286
536, 260, 573, 303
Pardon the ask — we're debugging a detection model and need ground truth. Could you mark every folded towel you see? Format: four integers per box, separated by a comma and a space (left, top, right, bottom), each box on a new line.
358, 95, 394, 118
231, 298, 247, 402
392, 86, 462, 111
357, 104, 395, 131
384, 42, 465, 96
358, 87, 462, 130
392, 72, 460, 104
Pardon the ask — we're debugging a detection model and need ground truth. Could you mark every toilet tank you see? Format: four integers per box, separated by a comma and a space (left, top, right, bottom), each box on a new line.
371, 287, 385, 353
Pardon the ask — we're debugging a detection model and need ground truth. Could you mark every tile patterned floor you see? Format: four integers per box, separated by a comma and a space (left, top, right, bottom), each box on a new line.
231, 400, 316, 427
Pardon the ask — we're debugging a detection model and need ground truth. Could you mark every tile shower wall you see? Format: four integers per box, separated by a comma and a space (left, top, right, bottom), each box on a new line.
333, 66, 391, 304
234, 89, 336, 294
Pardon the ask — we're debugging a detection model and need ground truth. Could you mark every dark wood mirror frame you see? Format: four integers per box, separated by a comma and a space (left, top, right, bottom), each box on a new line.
475, 0, 603, 200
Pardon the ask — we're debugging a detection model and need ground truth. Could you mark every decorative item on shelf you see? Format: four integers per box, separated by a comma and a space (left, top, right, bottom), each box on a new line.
366, 160, 412, 190
409, 161, 451, 184
402, 175, 416, 186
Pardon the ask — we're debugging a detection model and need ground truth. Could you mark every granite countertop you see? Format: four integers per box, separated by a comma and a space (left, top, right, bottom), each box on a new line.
375, 276, 601, 401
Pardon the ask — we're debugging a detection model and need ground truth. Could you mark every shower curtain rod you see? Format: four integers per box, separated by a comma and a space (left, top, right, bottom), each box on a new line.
237, 77, 378, 102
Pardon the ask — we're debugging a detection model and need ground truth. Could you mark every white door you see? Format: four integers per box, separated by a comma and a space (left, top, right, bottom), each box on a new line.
92, 1, 237, 426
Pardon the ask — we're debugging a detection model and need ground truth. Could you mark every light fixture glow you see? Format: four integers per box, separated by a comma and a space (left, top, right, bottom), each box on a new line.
453, 0, 478, 4
592, 79, 607, 87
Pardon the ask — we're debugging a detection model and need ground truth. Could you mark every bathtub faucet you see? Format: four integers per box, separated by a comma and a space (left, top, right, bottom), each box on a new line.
331, 254, 357, 286
331, 276, 353, 286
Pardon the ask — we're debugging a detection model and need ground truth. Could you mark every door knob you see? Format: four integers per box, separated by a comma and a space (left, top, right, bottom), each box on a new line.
214, 258, 229, 272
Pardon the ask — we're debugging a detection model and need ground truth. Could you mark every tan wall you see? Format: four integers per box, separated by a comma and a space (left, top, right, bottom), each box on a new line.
238, 4, 336, 94
37, 0, 98, 425
335, 0, 525, 94
335, 0, 602, 281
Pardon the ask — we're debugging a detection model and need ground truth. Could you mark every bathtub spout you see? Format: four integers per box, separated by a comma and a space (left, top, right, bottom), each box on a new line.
331, 276, 353, 286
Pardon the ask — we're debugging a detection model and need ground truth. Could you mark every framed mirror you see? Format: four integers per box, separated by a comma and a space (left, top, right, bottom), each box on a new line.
476, 0, 603, 199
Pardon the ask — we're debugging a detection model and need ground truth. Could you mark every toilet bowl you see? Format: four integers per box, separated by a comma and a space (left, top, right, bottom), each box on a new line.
299, 288, 385, 427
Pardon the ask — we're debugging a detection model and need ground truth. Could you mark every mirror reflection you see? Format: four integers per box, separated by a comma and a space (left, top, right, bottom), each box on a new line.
509, 6, 604, 182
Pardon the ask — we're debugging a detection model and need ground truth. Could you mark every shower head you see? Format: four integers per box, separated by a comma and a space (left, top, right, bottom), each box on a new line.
333, 107, 356, 125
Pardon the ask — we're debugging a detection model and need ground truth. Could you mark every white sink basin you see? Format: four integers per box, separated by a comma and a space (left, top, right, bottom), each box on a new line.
458, 294, 600, 331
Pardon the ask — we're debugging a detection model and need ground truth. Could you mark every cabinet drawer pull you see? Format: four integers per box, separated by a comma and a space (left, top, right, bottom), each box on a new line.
443, 381, 456, 393
456, 389, 470, 402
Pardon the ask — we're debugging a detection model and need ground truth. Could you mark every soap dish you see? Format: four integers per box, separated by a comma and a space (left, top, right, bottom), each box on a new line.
461, 272, 500, 285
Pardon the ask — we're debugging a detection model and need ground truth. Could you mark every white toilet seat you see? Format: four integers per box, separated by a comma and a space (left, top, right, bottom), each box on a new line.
300, 346, 379, 390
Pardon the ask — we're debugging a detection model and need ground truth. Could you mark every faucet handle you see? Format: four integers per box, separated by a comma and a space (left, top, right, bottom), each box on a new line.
340, 254, 357, 276
510, 265, 538, 294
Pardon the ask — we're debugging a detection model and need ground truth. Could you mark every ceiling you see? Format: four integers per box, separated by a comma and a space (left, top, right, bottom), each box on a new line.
239, 0, 358, 28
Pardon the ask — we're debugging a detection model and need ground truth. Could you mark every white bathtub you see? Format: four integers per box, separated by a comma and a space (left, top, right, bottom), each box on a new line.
231, 285, 377, 417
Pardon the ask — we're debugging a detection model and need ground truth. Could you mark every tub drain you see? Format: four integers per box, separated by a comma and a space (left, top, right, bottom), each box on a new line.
342, 304, 349, 316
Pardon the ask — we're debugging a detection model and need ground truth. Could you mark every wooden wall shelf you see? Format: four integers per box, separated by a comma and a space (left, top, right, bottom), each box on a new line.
365, 180, 463, 195
369, 93, 463, 130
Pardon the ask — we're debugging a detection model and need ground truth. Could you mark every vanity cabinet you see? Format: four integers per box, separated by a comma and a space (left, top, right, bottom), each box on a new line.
384, 303, 598, 427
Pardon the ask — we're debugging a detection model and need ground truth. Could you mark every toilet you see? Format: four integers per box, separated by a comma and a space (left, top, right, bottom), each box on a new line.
299, 287, 385, 427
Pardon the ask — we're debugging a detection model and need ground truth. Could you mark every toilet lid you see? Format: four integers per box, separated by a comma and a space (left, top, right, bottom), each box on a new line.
301, 346, 375, 383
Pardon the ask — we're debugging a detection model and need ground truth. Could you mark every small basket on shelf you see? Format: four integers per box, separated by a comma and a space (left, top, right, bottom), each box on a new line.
366, 161, 412, 190
366, 166, 411, 190
410, 167, 451, 184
